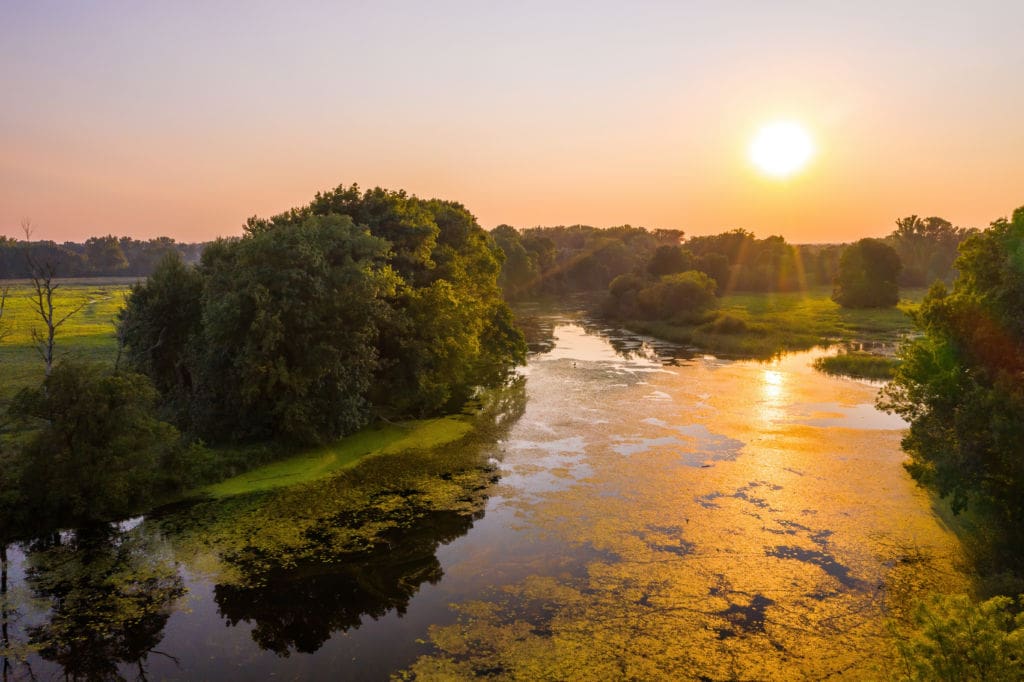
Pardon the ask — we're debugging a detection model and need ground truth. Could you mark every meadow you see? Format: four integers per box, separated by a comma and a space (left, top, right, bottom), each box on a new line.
0, 278, 135, 404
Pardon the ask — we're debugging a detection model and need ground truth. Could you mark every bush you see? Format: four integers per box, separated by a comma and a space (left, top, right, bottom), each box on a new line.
704, 313, 747, 334
894, 593, 1024, 681
608, 273, 643, 298
636, 271, 718, 320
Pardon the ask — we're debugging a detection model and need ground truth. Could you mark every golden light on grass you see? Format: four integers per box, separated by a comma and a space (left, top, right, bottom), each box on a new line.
749, 121, 814, 178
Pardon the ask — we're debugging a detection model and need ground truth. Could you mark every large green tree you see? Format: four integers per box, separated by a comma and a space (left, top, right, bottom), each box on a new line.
832, 238, 902, 308
250, 185, 527, 420
194, 214, 397, 443
121, 184, 526, 443
880, 206, 1024, 532
118, 251, 204, 421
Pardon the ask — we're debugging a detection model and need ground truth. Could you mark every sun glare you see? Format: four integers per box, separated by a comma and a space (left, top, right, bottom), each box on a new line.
749, 121, 814, 178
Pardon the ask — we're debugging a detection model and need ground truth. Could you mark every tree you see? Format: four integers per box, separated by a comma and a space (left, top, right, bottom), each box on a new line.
84, 235, 128, 273
8, 361, 180, 529
193, 214, 397, 443
695, 252, 730, 293
491, 225, 539, 299
118, 251, 204, 419
21, 220, 88, 375
889, 215, 976, 286
647, 245, 693, 277
121, 185, 526, 443
879, 206, 1024, 533
634, 270, 718, 320
832, 238, 902, 308
894, 594, 1024, 681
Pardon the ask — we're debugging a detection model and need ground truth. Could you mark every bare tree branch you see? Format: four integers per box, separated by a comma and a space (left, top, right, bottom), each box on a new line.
0, 286, 9, 344
20, 221, 85, 376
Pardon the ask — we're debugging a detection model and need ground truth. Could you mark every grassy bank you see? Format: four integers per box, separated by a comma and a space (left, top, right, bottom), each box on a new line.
200, 416, 473, 499
620, 286, 924, 359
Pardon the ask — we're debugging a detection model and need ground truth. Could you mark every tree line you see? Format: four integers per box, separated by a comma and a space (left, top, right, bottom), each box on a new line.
0, 233, 203, 279
492, 217, 976, 309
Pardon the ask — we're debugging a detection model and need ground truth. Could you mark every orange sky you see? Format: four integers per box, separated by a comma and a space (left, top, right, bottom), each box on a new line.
2, 2, 1022, 243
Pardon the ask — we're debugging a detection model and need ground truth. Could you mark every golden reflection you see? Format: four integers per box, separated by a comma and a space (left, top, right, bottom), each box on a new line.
759, 368, 787, 425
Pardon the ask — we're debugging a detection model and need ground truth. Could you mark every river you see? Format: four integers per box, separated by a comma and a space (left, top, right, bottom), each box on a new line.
0, 310, 967, 680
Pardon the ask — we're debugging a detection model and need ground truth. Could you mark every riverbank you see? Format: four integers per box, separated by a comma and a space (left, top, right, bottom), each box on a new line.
614, 286, 925, 359
198, 416, 473, 499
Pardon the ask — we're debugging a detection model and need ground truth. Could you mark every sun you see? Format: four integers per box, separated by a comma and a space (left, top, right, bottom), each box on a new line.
749, 121, 814, 178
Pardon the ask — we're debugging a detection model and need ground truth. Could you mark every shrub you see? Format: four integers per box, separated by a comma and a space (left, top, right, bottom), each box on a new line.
705, 313, 747, 334
894, 593, 1024, 681
636, 270, 718, 320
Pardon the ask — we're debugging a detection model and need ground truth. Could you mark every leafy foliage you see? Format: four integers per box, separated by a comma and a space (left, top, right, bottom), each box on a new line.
880, 207, 1024, 529
193, 214, 396, 443
893, 593, 1024, 681
647, 245, 693, 277
120, 184, 526, 444
833, 238, 902, 308
606, 270, 717, 321
7, 361, 180, 529
118, 251, 204, 417
889, 215, 977, 287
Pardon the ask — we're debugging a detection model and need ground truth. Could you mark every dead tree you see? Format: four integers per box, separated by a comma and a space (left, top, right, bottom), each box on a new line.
22, 219, 86, 376
0, 285, 9, 345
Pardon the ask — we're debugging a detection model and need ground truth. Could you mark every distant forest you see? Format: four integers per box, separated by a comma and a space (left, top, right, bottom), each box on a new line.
1, 215, 973, 294
0, 235, 203, 278
492, 215, 977, 300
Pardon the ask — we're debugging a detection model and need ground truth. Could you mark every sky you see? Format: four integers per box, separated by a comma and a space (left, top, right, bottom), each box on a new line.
2, 1, 1023, 243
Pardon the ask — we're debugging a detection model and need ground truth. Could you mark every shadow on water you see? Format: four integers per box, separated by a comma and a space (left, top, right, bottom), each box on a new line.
215, 508, 477, 656
177, 376, 526, 657
1, 377, 527, 678
4, 525, 184, 681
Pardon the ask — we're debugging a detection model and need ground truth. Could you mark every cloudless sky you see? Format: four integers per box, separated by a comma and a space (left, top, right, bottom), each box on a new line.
2, 1, 1022, 242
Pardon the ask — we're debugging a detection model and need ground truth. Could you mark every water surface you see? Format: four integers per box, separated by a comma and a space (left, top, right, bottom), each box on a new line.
0, 312, 967, 680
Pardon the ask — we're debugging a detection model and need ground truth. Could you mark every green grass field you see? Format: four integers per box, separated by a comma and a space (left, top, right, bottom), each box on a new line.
623, 286, 925, 359
202, 416, 473, 499
0, 278, 136, 405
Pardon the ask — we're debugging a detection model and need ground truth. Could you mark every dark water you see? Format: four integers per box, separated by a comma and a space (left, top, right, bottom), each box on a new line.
0, 313, 966, 680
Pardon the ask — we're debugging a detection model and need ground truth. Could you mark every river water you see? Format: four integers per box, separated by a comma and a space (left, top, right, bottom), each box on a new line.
0, 311, 967, 680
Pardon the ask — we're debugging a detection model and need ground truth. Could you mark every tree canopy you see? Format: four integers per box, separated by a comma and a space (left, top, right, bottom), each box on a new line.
832, 238, 902, 308
120, 184, 526, 445
8, 361, 180, 530
880, 206, 1024, 535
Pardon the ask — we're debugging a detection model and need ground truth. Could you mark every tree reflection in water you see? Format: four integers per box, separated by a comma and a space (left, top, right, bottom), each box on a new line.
215, 508, 477, 656
22, 526, 184, 681
187, 377, 526, 657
